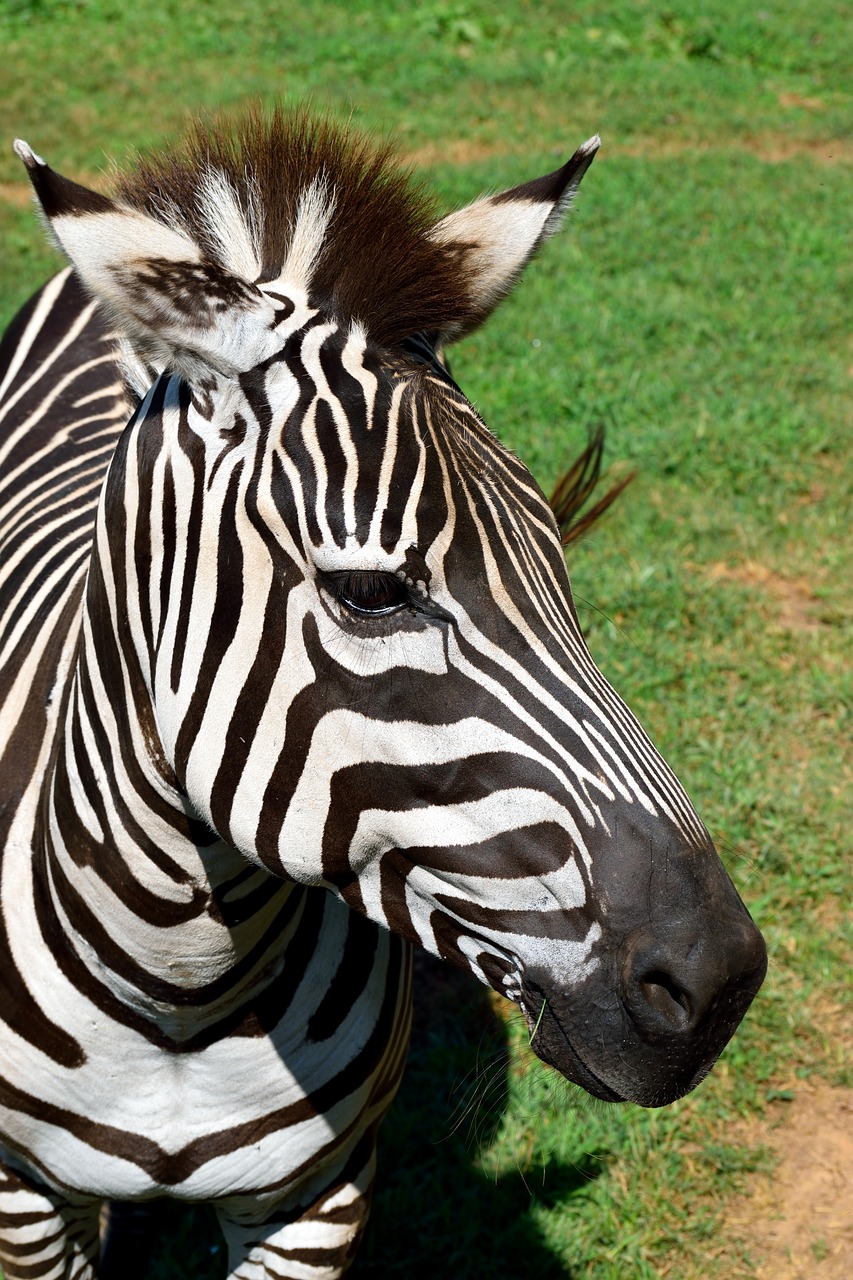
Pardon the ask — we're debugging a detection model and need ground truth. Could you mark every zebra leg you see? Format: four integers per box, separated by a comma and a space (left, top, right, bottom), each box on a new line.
217, 1148, 376, 1280
0, 1159, 100, 1279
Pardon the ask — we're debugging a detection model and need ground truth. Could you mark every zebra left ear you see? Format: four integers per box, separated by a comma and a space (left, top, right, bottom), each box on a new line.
14, 140, 281, 379
430, 135, 600, 342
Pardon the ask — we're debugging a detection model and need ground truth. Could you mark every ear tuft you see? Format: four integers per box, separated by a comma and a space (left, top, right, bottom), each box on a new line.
493, 134, 600, 238
13, 138, 44, 170
15, 139, 115, 219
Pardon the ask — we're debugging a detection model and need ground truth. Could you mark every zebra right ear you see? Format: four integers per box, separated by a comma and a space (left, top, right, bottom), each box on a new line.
430, 135, 600, 342
14, 140, 281, 379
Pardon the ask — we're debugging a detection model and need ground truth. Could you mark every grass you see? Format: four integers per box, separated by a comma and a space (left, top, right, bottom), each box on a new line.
1, 1, 851, 1276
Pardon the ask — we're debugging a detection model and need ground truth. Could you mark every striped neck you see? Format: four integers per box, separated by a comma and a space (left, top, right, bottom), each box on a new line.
34, 546, 305, 1044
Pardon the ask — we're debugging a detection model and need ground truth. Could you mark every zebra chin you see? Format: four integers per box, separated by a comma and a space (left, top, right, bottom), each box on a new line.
525, 995, 754, 1109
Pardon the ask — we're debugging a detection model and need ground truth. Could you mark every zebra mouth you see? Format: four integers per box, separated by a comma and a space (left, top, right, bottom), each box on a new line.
521, 996, 625, 1104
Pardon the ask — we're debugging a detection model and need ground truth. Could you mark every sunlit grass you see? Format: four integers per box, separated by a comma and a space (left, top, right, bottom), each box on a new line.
1, 1, 850, 1276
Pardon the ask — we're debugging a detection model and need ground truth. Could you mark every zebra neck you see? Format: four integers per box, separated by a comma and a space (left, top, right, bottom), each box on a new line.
31, 609, 307, 1041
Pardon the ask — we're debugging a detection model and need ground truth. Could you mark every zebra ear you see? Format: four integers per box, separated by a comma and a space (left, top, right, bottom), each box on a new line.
14, 140, 280, 379
430, 135, 600, 342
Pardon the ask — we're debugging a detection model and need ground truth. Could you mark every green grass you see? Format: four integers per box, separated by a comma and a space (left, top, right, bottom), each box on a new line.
1, 1, 851, 1276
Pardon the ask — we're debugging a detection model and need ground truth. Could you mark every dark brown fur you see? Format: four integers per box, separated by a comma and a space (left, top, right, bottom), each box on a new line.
115, 107, 477, 349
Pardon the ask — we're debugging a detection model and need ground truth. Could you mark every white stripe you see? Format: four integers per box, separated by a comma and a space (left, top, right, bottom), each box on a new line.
0, 267, 73, 403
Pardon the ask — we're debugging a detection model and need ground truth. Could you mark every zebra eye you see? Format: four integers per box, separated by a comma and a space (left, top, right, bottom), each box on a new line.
330, 571, 410, 618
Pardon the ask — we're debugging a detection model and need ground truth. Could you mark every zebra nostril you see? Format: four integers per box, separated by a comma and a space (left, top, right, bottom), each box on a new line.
621, 935, 709, 1040
622, 905, 768, 1047
637, 969, 692, 1030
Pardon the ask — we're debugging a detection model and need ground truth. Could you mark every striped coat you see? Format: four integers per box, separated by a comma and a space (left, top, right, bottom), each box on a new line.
0, 110, 766, 1278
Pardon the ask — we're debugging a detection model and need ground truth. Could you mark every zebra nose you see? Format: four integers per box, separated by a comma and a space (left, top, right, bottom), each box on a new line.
620, 915, 767, 1042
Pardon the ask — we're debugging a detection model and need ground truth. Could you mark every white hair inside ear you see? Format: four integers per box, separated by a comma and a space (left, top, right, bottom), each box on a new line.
14, 144, 290, 381
429, 135, 600, 339
431, 198, 558, 312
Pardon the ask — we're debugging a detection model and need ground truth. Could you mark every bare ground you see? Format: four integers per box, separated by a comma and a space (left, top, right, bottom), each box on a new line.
727, 1079, 853, 1279
705, 560, 825, 633
408, 132, 853, 168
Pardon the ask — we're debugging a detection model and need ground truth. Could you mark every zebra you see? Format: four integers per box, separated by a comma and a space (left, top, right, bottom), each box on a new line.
0, 107, 766, 1279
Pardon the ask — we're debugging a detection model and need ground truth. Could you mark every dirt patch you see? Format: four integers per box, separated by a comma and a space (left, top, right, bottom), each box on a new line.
727, 1079, 853, 1279
408, 133, 852, 169
611, 134, 851, 165
706, 560, 823, 632
0, 182, 35, 209
4, 132, 847, 213
777, 92, 826, 112
408, 138, 516, 168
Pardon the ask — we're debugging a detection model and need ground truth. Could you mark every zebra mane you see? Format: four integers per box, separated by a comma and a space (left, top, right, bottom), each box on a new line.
550, 426, 635, 547
112, 107, 477, 348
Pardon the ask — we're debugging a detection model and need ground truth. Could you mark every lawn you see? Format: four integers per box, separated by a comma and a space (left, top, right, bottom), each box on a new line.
1, 2, 850, 1277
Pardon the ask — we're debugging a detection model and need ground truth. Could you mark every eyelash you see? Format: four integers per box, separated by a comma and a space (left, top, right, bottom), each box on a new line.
325, 570, 411, 618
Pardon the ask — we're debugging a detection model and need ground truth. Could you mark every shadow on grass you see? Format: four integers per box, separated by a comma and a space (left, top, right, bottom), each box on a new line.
140, 950, 604, 1278
350, 950, 603, 1280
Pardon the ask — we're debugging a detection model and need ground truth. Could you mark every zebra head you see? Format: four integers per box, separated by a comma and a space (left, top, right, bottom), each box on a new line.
17, 111, 765, 1108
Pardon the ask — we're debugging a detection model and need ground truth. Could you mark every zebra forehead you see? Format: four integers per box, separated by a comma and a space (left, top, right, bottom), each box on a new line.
113, 105, 477, 347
